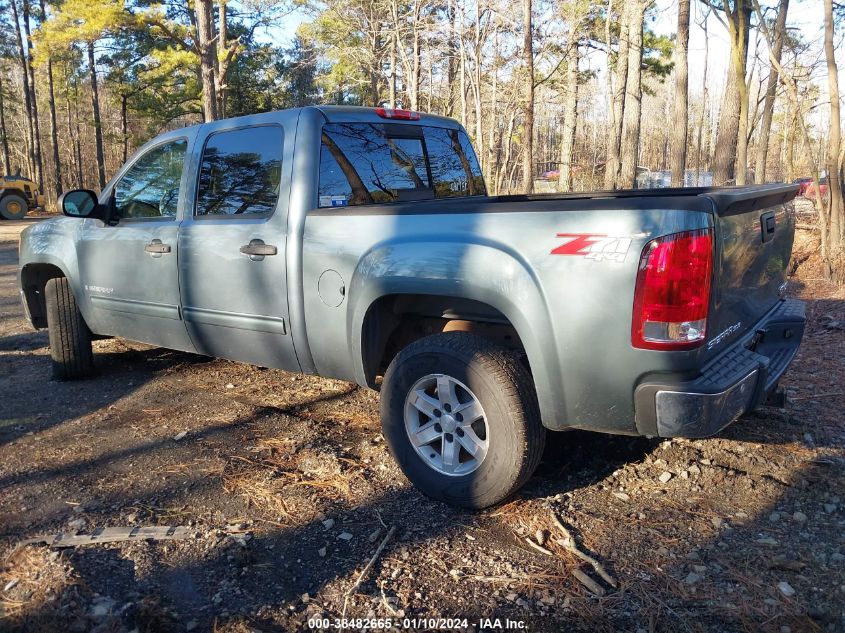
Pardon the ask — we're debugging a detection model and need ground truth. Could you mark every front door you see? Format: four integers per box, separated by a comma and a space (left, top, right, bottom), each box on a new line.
177, 121, 300, 371
77, 133, 197, 352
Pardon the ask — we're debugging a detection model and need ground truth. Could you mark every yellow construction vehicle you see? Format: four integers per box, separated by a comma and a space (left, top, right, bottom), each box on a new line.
1, 170, 44, 219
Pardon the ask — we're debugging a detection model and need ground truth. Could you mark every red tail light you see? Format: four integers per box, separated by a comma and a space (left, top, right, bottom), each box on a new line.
375, 107, 421, 120
632, 229, 713, 350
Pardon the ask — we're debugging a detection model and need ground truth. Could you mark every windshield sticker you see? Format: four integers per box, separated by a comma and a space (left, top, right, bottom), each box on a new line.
551, 233, 632, 263
319, 195, 349, 208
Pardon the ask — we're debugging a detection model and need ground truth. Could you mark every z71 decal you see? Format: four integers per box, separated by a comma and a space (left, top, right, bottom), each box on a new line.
551, 233, 632, 263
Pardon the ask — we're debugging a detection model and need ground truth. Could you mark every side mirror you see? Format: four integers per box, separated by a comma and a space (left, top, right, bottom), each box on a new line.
60, 189, 111, 222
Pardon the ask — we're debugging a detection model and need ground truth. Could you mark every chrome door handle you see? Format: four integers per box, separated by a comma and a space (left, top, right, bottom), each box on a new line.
144, 240, 171, 254
240, 239, 277, 260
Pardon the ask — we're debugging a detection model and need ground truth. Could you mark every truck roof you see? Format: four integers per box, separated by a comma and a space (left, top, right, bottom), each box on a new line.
312, 105, 463, 129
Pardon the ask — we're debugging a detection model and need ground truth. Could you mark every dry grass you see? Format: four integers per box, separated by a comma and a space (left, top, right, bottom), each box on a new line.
223, 439, 372, 525
0, 546, 79, 626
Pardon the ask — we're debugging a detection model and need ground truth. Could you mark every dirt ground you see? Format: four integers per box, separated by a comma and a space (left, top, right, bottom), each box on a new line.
0, 207, 843, 633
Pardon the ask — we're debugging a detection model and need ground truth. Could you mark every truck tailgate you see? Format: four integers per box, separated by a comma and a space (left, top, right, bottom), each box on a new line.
705, 184, 799, 355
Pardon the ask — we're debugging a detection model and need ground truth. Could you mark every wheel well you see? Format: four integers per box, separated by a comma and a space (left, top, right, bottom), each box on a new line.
20, 264, 65, 328
1, 188, 27, 200
361, 294, 526, 385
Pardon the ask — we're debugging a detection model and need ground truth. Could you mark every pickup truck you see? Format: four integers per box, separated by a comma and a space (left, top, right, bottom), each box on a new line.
17, 106, 806, 508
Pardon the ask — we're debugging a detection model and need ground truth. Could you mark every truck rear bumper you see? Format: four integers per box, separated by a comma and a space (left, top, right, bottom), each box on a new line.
634, 299, 806, 438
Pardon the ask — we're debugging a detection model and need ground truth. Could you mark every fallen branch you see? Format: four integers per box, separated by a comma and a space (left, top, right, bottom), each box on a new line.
551, 513, 618, 588
18, 526, 192, 548
343, 525, 397, 616
791, 391, 844, 401
571, 568, 606, 596
523, 536, 554, 557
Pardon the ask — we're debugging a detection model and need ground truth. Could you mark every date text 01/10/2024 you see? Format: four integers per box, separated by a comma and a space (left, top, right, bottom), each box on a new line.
306, 617, 527, 629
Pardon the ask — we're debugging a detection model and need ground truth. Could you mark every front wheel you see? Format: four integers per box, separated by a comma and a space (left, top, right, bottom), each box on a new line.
45, 277, 95, 380
380, 332, 545, 509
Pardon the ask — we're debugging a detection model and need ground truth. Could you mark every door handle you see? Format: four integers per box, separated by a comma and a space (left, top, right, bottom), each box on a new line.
145, 240, 171, 254
240, 239, 277, 260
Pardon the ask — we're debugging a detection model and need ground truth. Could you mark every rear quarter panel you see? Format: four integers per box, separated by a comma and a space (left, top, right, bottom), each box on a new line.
302, 202, 714, 434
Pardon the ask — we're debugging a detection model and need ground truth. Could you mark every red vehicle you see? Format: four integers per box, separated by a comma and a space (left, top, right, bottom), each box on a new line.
796, 176, 832, 200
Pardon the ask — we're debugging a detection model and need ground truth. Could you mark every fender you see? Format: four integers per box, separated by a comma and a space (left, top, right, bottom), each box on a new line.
347, 234, 566, 429
17, 218, 94, 331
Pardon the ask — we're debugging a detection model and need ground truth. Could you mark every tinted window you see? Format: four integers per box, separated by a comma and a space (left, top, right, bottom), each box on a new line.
113, 140, 186, 219
318, 123, 432, 207
423, 127, 486, 198
196, 126, 283, 217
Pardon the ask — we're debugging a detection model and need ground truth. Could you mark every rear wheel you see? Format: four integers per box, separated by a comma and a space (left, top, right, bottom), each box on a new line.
45, 277, 95, 380
0, 194, 28, 220
380, 332, 545, 509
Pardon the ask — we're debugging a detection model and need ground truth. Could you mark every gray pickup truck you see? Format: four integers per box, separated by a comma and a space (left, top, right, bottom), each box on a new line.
17, 106, 805, 508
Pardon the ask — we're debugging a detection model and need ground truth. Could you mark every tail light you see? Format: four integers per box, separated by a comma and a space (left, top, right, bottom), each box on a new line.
375, 107, 421, 121
632, 229, 713, 350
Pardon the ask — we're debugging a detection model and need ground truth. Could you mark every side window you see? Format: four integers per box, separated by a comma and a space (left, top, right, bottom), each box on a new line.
423, 127, 486, 198
318, 123, 432, 207
113, 140, 186, 220
195, 126, 283, 217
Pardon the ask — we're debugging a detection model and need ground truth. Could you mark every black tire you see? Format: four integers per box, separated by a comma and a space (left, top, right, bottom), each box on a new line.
0, 194, 28, 220
45, 277, 95, 380
380, 332, 546, 509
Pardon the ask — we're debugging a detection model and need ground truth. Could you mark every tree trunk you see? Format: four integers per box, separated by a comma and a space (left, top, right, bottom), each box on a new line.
0, 70, 11, 175
88, 41, 106, 190
559, 51, 578, 191
10, 0, 35, 179
195, 0, 218, 122
670, 0, 690, 187
22, 0, 44, 191
411, 1, 421, 110
823, 0, 844, 280
712, 0, 751, 186
694, 9, 710, 185
389, 33, 397, 109
40, 0, 63, 202
713, 63, 740, 185
472, 1, 483, 169
619, 1, 645, 189
733, 3, 751, 186
217, 0, 228, 118
44, 56, 62, 202
521, 0, 534, 193
121, 94, 129, 163
753, 0, 788, 183
445, 2, 458, 118
605, 0, 629, 189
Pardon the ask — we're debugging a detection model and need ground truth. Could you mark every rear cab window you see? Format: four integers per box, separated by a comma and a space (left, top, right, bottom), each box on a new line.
318, 123, 485, 208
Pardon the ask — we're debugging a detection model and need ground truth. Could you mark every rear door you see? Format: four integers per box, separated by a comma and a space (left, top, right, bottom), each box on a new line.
177, 119, 300, 371
77, 134, 197, 352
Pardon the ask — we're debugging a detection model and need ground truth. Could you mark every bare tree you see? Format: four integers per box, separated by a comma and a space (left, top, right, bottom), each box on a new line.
521, 0, 534, 193
670, 0, 690, 186
619, 0, 646, 188
10, 0, 36, 179
195, 0, 218, 122
753, 0, 788, 183
706, 0, 751, 185
38, 0, 62, 200
87, 41, 105, 189
604, 0, 629, 189
0, 68, 11, 175
822, 0, 843, 281
22, 0, 44, 190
